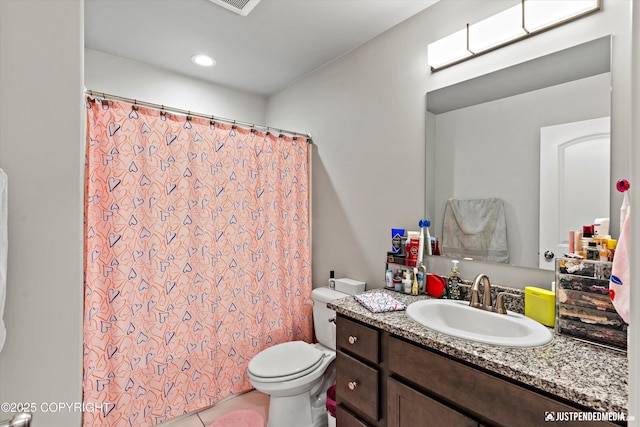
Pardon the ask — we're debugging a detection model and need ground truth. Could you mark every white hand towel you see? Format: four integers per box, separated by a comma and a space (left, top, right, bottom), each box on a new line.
442, 198, 509, 263
0, 168, 7, 352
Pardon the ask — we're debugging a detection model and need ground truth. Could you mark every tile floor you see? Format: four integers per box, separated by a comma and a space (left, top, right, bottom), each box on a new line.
158, 390, 270, 427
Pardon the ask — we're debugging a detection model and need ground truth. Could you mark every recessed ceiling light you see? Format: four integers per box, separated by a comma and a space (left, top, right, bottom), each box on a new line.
191, 54, 216, 67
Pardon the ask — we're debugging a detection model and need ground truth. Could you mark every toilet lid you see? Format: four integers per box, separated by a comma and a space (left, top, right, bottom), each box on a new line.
248, 341, 324, 379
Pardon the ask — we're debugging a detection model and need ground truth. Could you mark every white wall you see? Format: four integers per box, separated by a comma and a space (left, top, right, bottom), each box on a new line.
266, 0, 633, 290
265, 11, 428, 288
85, 49, 267, 125
0, 1, 84, 426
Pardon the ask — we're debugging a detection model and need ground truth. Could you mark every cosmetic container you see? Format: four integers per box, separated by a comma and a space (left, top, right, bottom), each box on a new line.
593, 218, 609, 237
568, 230, 575, 253
586, 242, 599, 260
599, 244, 609, 262
385, 269, 394, 289
391, 228, 405, 254
328, 271, 335, 289
393, 275, 402, 292
525, 286, 555, 327
417, 271, 425, 294
607, 239, 617, 261
403, 272, 412, 294
411, 269, 419, 296
574, 231, 584, 257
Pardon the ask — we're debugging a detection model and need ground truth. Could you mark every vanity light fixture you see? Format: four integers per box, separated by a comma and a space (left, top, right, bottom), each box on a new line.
191, 54, 216, 67
427, 0, 600, 72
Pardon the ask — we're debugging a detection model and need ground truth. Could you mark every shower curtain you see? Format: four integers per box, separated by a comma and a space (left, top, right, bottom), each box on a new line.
83, 98, 312, 427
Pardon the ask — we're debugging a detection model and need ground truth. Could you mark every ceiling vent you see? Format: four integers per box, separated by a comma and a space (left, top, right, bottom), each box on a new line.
208, 0, 261, 16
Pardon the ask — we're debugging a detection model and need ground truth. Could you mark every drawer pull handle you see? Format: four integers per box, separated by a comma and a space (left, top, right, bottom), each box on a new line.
348, 381, 358, 390
348, 335, 358, 345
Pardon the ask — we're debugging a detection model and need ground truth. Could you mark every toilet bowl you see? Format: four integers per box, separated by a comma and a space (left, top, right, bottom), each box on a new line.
247, 287, 347, 427
248, 341, 335, 427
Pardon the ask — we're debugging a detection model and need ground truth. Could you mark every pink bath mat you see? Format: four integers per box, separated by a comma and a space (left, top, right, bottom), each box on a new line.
208, 409, 265, 427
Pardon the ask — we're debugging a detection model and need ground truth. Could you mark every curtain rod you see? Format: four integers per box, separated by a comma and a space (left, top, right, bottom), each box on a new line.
85, 90, 313, 144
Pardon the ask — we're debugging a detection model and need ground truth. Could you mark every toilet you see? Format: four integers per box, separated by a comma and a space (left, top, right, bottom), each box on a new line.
247, 286, 346, 427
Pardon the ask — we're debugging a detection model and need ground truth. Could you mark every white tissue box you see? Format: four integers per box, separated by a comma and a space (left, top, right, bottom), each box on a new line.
335, 278, 366, 295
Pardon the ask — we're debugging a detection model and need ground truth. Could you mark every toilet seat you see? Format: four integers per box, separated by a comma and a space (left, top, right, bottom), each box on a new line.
248, 341, 325, 383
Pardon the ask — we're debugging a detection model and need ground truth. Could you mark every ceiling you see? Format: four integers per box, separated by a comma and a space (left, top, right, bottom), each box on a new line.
84, 0, 438, 97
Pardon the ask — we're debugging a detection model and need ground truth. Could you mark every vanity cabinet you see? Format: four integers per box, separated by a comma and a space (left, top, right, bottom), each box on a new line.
336, 314, 622, 427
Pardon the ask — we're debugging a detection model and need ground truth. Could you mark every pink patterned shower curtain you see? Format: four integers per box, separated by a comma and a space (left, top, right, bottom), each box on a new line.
83, 98, 312, 427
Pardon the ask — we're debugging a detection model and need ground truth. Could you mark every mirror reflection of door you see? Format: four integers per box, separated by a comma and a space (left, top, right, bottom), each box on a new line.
539, 117, 610, 270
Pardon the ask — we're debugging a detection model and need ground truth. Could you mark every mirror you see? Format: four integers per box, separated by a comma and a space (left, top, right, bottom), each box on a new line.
426, 36, 612, 269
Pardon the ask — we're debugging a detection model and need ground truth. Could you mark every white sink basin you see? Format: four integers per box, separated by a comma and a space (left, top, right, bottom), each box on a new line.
406, 299, 553, 348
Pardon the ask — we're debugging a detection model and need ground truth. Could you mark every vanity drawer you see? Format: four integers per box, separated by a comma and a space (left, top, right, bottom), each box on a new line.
388, 336, 617, 427
336, 405, 370, 427
337, 315, 379, 363
336, 350, 379, 422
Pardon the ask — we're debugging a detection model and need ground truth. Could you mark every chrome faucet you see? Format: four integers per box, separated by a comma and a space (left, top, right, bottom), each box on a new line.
469, 274, 517, 314
470, 274, 493, 311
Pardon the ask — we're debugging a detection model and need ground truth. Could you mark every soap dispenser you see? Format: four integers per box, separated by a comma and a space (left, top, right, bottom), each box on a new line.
447, 260, 461, 300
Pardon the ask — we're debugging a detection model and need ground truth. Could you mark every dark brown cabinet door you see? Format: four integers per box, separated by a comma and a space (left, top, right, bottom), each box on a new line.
387, 378, 477, 427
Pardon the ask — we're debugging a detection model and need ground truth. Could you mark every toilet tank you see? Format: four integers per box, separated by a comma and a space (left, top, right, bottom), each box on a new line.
312, 287, 347, 350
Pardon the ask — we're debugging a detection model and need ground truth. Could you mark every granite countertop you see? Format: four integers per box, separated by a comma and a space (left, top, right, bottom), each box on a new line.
328, 289, 628, 415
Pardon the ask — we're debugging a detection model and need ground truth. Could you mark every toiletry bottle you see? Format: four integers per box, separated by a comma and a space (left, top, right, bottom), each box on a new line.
328, 271, 335, 289
447, 260, 461, 300
599, 239, 609, 262
607, 239, 617, 261
393, 272, 402, 292
575, 231, 584, 258
582, 225, 594, 252
403, 271, 412, 294
568, 230, 575, 254
385, 269, 394, 289
586, 241, 598, 260
416, 271, 425, 294
411, 268, 419, 295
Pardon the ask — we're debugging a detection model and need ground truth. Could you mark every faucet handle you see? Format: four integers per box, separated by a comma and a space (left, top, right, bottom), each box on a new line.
494, 292, 520, 314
